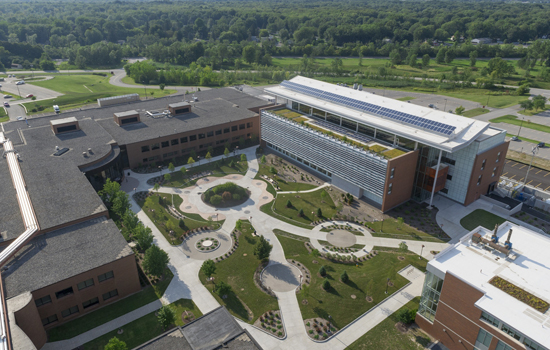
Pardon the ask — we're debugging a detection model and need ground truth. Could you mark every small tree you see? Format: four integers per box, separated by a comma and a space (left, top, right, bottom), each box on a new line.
311, 249, 320, 258
399, 242, 408, 253
157, 305, 176, 330
210, 195, 222, 205
269, 166, 277, 174
179, 218, 185, 229
180, 166, 187, 178
222, 191, 232, 201
286, 200, 292, 208
240, 153, 247, 162
520, 99, 534, 112
341, 270, 349, 283
455, 106, 465, 115
104, 337, 127, 350
224, 147, 230, 158
320, 190, 327, 202
319, 265, 327, 277
216, 281, 231, 297
397, 217, 404, 230
298, 208, 304, 217
187, 157, 195, 165
260, 155, 267, 164
316, 208, 322, 217
143, 245, 170, 278
322, 278, 331, 291
153, 183, 160, 193
422, 54, 430, 67
205, 152, 212, 162
135, 224, 154, 252
235, 219, 243, 231
201, 259, 216, 279
168, 162, 175, 173
164, 173, 171, 183
533, 95, 547, 111
254, 235, 273, 260
517, 84, 530, 96
397, 308, 416, 324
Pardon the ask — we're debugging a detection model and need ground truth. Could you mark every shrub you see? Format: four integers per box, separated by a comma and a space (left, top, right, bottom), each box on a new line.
319, 265, 326, 277
222, 191, 232, 201
316, 208, 322, 217
233, 193, 241, 200
322, 279, 331, 290
210, 195, 223, 205
340, 270, 349, 283
397, 308, 416, 324
286, 200, 292, 208
216, 281, 231, 297
298, 208, 304, 217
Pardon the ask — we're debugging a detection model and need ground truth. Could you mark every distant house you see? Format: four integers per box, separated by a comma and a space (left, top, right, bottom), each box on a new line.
11, 63, 22, 69
117, 40, 126, 45
471, 38, 492, 45
251, 36, 260, 42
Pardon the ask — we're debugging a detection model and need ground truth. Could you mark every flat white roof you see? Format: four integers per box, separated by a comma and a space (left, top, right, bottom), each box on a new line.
428, 222, 550, 348
50, 117, 77, 126
265, 76, 491, 152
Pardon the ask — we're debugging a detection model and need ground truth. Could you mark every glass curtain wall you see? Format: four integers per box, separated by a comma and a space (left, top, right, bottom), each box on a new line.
412, 145, 440, 202
418, 271, 444, 322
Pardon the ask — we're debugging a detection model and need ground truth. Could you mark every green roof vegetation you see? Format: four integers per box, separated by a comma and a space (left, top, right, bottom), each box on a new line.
460, 209, 506, 231
383, 148, 406, 159
369, 144, 387, 153
490, 276, 549, 313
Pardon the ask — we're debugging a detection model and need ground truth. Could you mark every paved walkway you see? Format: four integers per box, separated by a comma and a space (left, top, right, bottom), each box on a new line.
42, 146, 446, 350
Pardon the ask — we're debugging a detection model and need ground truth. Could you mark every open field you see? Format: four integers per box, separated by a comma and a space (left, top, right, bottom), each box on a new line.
463, 108, 490, 118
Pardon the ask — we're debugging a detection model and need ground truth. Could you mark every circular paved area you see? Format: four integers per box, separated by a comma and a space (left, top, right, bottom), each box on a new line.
326, 230, 357, 248
180, 231, 232, 260
262, 264, 302, 292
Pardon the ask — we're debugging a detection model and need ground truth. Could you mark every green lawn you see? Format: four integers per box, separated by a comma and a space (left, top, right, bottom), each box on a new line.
271, 188, 336, 225
518, 104, 550, 117
82, 299, 202, 350
139, 193, 219, 244
460, 209, 506, 231
48, 269, 173, 341
346, 297, 430, 350
24, 74, 175, 114
490, 115, 550, 134
0, 107, 8, 123
396, 96, 416, 101
255, 162, 318, 192
278, 234, 427, 328
506, 133, 540, 144
199, 221, 278, 323
366, 219, 447, 243
463, 108, 490, 118
163, 156, 247, 188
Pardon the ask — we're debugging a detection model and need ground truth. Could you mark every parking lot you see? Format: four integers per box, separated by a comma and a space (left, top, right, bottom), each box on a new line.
502, 159, 550, 192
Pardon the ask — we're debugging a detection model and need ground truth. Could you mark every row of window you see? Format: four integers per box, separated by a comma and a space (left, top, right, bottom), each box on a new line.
41, 289, 119, 326
36, 271, 114, 308
266, 143, 332, 177
476, 167, 498, 186
480, 312, 546, 350
141, 123, 253, 153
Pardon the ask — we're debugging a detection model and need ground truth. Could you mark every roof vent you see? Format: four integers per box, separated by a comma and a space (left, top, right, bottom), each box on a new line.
88, 148, 93, 154
55, 146, 59, 151
82, 151, 88, 158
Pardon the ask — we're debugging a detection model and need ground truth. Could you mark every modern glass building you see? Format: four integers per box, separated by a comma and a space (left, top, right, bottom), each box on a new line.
263, 76, 509, 209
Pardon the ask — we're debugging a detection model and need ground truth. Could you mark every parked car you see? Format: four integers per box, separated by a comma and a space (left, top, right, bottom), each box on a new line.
538, 142, 545, 148
53, 105, 60, 113
4, 95, 11, 99
15, 80, 25, 85
3, 102, 9, 107
511, 136, 519, 141
26, 94, 33, 98
428, 103, 435, 108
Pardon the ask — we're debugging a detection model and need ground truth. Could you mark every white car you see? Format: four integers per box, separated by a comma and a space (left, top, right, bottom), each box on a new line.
15, 81, 25, 85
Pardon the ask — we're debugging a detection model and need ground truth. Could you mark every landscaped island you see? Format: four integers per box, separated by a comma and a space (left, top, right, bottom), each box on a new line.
202, 182, 250, 207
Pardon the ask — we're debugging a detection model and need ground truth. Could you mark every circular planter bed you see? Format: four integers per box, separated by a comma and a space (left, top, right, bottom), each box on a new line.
195, 237, 220, 252
201, 182, 250, 208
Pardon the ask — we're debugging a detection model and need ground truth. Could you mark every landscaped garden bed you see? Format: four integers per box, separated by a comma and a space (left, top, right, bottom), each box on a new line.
489, 276, 549, 313
199, 221, 279, 323
266, 188, 337, 225
256, 153, 320, 192
195, 237, 220, 251
304, 317, 337, 341
254, 310, 285, 338
202, 182, 250, 207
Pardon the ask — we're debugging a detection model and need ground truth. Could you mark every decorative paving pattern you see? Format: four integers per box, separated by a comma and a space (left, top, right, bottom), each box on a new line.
326, 230, 357, 248
195, 237, 220, 252
262, 263, 302, 292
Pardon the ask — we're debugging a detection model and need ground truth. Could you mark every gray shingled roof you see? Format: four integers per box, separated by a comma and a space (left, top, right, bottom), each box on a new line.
2, 217, 132, 299
0, 157, 25, 241
133, 328, 192, 350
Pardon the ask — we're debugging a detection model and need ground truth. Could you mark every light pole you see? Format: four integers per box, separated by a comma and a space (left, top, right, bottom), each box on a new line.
385, 277, 390, 294
516, 117, 525, 138
444, 99, 447, 112
158, 165, 162, 175
15, 83, 21, 98
198, 155, 201, 166
144, 84, 147, 100
420, 244, 425, 259
524, 145, 539, 186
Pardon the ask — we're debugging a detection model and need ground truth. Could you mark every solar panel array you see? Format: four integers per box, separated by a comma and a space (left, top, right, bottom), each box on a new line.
280, 80, 457, 136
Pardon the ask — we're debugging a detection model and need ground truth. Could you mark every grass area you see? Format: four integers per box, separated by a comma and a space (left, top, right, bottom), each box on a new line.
463, 108, 490, 118
506, 150, 550, 172
490, 114, 550, 134
460, 209, 506, 231
163, 156, 247, 187
370, 144, 387, 153
199, 221, 278, 323
396, 96, 415, 101
82, 299, 202, 350
366, 218, 447, 243
518, 104, 550, 117
383, 148, 406, 159
506, 133, 540, 144
271, 188, 336, 224
24, 74, 175, 114
261, 201, 317, 229
278, 234, 427, 328
139, 193, 220, 244
255, 161, 317, 192
0, 107, 8, 123
346, 297, 430, 350
48, 269, 173, 341
415, 89, 525, 109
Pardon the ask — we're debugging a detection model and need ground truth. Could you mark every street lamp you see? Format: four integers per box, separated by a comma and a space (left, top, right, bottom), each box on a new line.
420, 244, 425, 259
385, 278, 390, 294
524, 145, 539, 186
144, 84, 147, 100
158, 165, 162, 175
444, 99, 447, 111
516, 117, 525, 139
198, 156, 201, 166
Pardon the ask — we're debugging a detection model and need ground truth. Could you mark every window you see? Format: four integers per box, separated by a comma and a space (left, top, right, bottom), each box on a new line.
82, 297, 99, 309
42, 314, 58, 326
477, 175, 483, 185
103, 289, 119, 301
496, 341, 513, 350
35, 295, 52, 307
231, 125, 238, 132
441, 155, 456, 166
57, 125, 77, 133
440, 188, 449, 194
299, 103, 311, 115
61, 305, 79, 318
141, 145, 150, 153
475, 328, 493, 350
387, 183, 393, 195
151, 143, 160, 150
224, 128, 230, 134
390, 168, 395, 179
239, 124, 245, 130
501, 323, 521, 341
121, 117, 138, 125
523, 338, 545, 350
492, 167, 497, 177
247, 122, 252, 128
77, 278, 94, 291
446, 174, 453, 181
418, 272, 444, 322
189, 135, 197, 141
180, 136, 188, 143
55, 287, 74, 299
161, 141, 169, 148
480, 312, 500, 327
98, 271, 114, 283
171, 139, 179, 146
215, 129, 222, 135
207, 131, 214, 137
198, 133, 205, 139
481, 159, 486, 170
497, 152, 501, 163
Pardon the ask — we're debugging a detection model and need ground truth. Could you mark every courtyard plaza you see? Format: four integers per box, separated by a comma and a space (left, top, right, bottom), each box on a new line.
45, 145, 451, 350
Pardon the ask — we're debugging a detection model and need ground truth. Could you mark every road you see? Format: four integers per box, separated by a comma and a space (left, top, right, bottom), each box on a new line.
502, 159, 550, 191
